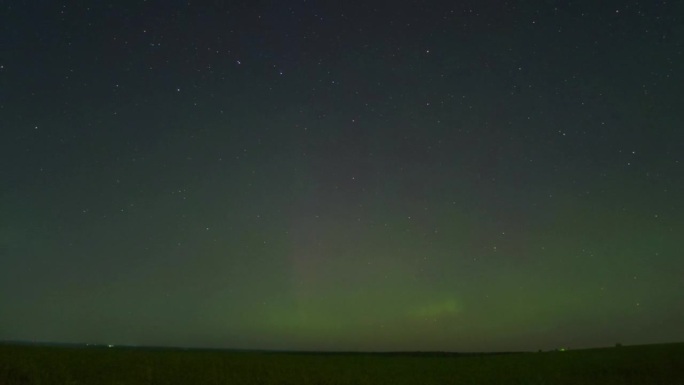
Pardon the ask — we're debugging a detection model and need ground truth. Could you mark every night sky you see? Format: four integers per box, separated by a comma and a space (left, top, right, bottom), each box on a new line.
2, 1, 683, 352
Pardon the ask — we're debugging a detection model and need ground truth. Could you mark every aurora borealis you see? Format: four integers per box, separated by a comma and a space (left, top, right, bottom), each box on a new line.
1, 1, 683, 352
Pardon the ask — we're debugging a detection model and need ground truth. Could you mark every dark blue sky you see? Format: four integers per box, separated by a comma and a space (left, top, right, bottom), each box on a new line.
1, 0, 683, 351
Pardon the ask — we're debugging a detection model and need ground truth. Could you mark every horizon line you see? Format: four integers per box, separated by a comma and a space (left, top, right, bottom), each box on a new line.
2, 339, 681, 354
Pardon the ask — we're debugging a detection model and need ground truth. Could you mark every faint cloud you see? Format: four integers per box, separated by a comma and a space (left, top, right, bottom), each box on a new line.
411, 299, 462, 319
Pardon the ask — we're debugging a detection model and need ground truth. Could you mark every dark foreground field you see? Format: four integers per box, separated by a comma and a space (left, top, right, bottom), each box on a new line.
1, 342, 683, 385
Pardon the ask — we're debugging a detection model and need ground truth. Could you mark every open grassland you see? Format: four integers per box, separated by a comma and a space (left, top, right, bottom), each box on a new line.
1, 342, 683, 384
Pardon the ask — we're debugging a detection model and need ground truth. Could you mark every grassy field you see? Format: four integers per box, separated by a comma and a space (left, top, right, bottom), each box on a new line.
1, 342, 683, 384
